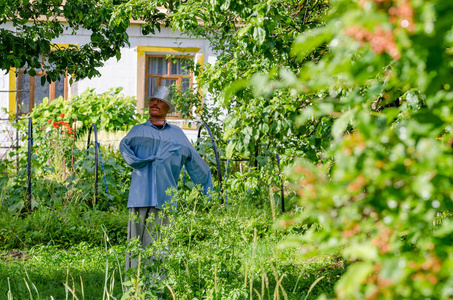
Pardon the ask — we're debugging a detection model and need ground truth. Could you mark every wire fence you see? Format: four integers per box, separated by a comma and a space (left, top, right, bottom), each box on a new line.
2, 117, 286, 212
197, 122, 285, 211
0, 117, 21, 169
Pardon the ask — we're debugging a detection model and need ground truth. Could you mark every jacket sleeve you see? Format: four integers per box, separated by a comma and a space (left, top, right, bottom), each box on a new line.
185, 147, 213, 197
120, 130, 157, 169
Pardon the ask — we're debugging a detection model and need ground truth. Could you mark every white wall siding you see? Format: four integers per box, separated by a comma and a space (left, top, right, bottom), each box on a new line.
75, 47, 138, 97
0, 71, 9, 117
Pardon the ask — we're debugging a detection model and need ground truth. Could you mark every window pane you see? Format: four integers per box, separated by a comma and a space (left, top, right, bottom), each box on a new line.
182, 77, 191, 92
148, 57, 167, 75
160, 80, 177, 115
18, 73, 30, 114
55, 75, 65, 99
34, 76, 49, 107
170, 58, 191, 75
161, 79, 176, 92
147, 77, 157, 99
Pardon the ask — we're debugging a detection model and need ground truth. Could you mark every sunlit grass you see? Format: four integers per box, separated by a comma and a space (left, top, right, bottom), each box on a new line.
0, 243, 126, 299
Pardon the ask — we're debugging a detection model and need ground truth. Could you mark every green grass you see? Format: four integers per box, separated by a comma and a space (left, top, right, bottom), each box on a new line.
0, 243, 342, 300
0, 185, 344, 299
0, 205, 128, 249
0, 243, 126, 299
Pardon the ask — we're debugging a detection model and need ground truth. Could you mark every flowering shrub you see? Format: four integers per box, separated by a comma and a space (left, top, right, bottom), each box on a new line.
6, 87, 140, 210
28, 87, 145, 137
14, 87, 144, 175
33, 113, 74, 181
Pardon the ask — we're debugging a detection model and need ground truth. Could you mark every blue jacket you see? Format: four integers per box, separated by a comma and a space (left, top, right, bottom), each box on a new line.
120, 120, 213, 208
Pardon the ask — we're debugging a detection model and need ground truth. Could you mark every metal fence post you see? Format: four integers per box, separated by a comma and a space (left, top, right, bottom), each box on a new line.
27, 117, 33, 213
276, 154, 285, 213
87, 124, 99, 207
197, 122, 223, 204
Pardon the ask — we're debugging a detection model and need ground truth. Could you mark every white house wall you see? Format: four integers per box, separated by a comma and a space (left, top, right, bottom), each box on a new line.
0, 71, 8, 117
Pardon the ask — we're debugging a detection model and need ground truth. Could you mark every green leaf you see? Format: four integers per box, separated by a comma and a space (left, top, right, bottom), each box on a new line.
291, 27, 332, 60
253, 26, 266, 45
250, 73, 269, 97
237, 23, 252, 37
380, 258, 406, 282
223, 79, 248, 105
382, 107, 400, 125
28, 68, 36, 76
332, 109, 353, 140
342, 243, 378, 261
220, 0, 230, 11
441, 273, 453, 299
336, 262, 374, 298
256, 155, 268, 166
225, 141, 236, 159
412, 109, 443, 127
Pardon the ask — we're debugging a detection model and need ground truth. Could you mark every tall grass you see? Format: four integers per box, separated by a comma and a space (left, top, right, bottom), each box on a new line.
0, 133, 344, 299
0, 198, 343, 299
119, 187, 344, 299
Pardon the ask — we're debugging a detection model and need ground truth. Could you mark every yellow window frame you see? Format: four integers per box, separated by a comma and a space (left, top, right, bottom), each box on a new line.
136, 46, 204, 118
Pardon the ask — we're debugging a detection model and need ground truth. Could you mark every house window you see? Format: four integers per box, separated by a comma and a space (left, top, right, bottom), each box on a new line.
145, 55, 193, 118
16, 70, 68, 115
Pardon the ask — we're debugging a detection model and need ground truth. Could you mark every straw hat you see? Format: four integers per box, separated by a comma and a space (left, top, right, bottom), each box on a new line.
148, 86, 175, 113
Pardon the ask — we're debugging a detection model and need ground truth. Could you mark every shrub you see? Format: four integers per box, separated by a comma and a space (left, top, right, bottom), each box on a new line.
28, 87, 145, 135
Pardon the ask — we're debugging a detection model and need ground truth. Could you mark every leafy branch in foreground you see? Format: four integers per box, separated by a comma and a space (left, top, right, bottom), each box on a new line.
248, 0, 453, 298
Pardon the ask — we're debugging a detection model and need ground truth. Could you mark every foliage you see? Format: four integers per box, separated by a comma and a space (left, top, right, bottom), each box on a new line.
33, 115, 74, 182
0, 189, 342, 299
121, 0, 453, 298
171, 84, 224, 143
0, 0, 166, 82
130, 0, 333, 212
0, 144, 131, 214
27, 87, 144, 135
113, 0, 330, 163
3, 0, 453, 298
236, 0, 453, 299
166, 0, 330, 162
0, 180, 346, 299
70, 146, 131, 210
